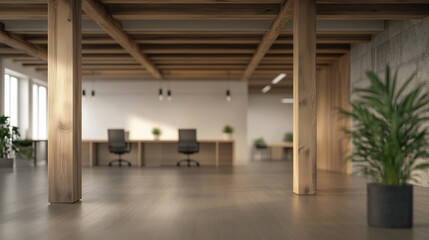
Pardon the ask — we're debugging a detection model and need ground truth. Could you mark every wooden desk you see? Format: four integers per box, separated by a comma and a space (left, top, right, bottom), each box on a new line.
82, 140, 235, 167
268, 142, 293, 161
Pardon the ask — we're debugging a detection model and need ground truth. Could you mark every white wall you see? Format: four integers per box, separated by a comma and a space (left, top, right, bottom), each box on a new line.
351, 17, 429, 186
82, 80, 249, 164
2, 58, 47, 83
247, 94, 293, 149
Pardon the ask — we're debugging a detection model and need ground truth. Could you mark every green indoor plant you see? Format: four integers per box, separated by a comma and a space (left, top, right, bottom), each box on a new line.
0, 116, 22, 167
253, 137, 267, 148
223, 125, 233, 140
15, 139, 34, 161
283, 132, 293, 142
339, 66, 429, 228
152, 128, 161, 140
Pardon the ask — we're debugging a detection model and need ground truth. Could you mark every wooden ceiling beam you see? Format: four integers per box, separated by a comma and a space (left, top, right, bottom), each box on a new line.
26, 34, 371, 45
241, 0, 293, 81
0, 23, 47, 61
317, 4, 429, 20
0, 0, 283, 4
3, 0, 428, 3
105, 3, 279, 20
318, 0, 429, 3
1, 3, 426, 20
82, 0, 163, 80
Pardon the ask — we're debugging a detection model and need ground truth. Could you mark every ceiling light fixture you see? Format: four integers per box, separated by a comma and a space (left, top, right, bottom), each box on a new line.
226, 89, 231, 102
272, 73, 287, 85
281, 98, 293, 104
167, 89, 172, 101
159, 88, 163, 101
261, 85, 271, 93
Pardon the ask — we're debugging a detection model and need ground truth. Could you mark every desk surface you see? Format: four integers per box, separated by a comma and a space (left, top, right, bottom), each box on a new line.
82, 139, 235, 167
82, 139, 234, 143
267, 142, 293, 148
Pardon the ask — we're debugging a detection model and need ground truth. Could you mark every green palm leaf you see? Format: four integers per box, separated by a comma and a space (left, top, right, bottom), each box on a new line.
340, 65, 429, 186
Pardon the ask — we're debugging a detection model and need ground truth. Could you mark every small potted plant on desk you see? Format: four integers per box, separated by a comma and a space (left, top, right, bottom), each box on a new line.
223, 125, 233, 140
283, 132, 293, 142
0, 116, 22, 168
152, 128, 161, 141
252, 137, 269, 161
339, 66, 429, 228
14, 139, 34, 166
283, 132, 293, 160
254, 138, 267, 149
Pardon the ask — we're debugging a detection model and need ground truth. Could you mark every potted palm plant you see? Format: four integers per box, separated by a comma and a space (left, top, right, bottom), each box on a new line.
340, 66, 429, 228
223, 125, 233, 140
0, 116, 22, 168
152, 128, 161, 141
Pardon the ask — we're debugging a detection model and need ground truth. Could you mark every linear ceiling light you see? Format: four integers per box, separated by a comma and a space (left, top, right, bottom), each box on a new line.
281, 98, 293, 104
261, 85, 271, 93
272, 73, 287, 85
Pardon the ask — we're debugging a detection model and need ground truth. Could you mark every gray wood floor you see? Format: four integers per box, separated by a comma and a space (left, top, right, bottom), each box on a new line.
1, 161, 429, 240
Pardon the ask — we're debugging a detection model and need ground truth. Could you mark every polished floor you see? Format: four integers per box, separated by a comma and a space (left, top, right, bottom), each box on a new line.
1, 161, 429, 240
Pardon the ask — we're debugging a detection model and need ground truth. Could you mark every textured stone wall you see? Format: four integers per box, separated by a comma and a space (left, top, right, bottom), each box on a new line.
350, 17, 429, 186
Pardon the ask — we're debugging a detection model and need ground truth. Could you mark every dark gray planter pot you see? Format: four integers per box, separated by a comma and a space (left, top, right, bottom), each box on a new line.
367, 183, 413, 228
0, 158, 14, 168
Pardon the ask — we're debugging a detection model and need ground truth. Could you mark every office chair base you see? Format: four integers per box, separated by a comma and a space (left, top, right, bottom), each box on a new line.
177, 159, 200, 167
108, 158, 132, 167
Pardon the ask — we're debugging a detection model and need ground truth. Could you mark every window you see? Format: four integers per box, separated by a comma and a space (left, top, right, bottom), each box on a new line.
4, 74, 19, 127
32, 83, 47, 140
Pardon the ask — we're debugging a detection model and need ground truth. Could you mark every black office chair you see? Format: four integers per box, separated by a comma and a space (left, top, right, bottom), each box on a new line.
107, 129, 132, 167
177, 129, 200, 167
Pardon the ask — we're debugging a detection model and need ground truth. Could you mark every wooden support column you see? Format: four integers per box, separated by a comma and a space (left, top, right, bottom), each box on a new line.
293, 0, 317, 195
48, 0, 82, 203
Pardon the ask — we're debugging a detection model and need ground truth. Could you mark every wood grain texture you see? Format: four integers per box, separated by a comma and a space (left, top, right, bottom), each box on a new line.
0, 26, 47, 61
82, 0, 163, 80
81, 140, 234, 167
1, 2, 427, 20
3, 162, 429, 239
219, 142, 234, 166
240, 0, 293, 81
48, 0, 82, 203
317, 53, 351, 173
293, 0, 317, 195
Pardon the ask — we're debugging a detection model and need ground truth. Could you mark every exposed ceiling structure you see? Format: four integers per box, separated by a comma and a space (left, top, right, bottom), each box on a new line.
0, 0, 428, 94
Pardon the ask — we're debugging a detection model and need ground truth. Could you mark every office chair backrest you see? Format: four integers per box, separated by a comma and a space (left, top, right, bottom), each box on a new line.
179, 129, 197, 142
108, 129, 127, 150
178, 129, 199, 153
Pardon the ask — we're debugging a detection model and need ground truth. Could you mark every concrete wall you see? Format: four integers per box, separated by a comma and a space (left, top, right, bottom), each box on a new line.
82, 80, 249, 164
351, 17, 429, 186
247, 94, 293, 149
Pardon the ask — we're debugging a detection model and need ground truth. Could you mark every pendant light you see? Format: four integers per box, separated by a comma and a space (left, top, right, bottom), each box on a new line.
226, 71, 232, 102
91, 78, 96, 99
159, 88, 163, 101
167, 81, 172, 101
226, 89, 231, 102
167, 90, 172, 101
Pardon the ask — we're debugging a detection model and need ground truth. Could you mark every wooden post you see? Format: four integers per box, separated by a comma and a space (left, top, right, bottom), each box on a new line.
48, 0, 82, 203
293, 0, 317, 195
